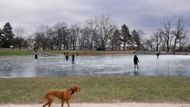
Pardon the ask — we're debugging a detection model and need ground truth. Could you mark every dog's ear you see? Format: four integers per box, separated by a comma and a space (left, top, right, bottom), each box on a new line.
69, 87, 73, 90
75, 86, 80, 92
72, 85, 80, 92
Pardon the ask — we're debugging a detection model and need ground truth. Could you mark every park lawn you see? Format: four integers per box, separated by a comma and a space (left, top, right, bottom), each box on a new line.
0, 48, 132, 56
0, 76, 190, 104
46, 50, 131, 56
0, 48, 32, 56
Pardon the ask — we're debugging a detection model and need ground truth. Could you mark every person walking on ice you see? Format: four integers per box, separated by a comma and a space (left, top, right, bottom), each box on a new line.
65, 52, 69, 61
133, 52, 139, 69
71, 53, 75, 64
33, 48, 38, 61
156, 52, 160, 59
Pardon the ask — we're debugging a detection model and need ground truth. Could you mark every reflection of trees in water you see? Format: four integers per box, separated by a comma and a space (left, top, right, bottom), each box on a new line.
176, 61, 189, 77
0, 66, 12, 77
0, 62, 23, 77
177, 71, 186, 77
34, 63, 77, 76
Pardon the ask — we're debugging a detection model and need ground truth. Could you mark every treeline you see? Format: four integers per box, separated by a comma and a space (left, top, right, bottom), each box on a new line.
0, 15, 189, 53
0, 22, 28, 49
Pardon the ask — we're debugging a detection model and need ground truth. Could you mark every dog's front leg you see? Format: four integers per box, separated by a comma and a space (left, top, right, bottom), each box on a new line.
61, 100, 65, 107
66, 100, 70, 107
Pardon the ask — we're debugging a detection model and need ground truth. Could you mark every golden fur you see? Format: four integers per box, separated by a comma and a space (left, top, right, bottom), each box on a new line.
41, 85, 80, 107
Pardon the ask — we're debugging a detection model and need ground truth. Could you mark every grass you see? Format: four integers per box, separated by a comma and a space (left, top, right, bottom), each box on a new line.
0, 48, 131, 56
0, 76, 190, 104
0, 48, 33, 56
46, 50, 131, 56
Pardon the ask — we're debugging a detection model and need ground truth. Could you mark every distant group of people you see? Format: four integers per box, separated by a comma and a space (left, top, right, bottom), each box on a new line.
33, 47, 78, 64
64, 52, 78, 64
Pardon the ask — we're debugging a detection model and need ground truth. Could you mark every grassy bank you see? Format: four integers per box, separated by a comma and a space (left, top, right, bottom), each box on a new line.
0, 76, 190, 104
0, 48, 189, 56
46, 50, 131, 56
0, 48, 131, 56
0, 48, 32, 56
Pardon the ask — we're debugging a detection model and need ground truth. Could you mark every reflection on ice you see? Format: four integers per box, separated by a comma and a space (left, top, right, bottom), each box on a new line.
0, 55, 190, 78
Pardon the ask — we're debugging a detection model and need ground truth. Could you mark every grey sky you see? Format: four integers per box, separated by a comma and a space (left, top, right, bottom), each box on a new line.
0, 0, 190, 34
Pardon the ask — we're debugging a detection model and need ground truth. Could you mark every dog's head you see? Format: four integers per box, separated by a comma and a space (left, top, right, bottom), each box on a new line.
72, 85, 80, 92
70, 85, 80, 94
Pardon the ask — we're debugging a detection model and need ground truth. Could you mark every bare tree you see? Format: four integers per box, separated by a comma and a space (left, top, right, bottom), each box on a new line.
14, 27, 25, 38
85, 19, 97, 50
69, 24, 80, 50
13, 27, 26, 50
53, 22, 68, 50
145, 39, 154, 51
79, 27, 92, 50
152, 29, 162, 52
25, 34, 34, 49
86, 14, 116, 51
161, 18, 172, 53
178, 32, 187, 52
172, 16, 185, 54
46, 27, 56, 50
34, 32, 49, 51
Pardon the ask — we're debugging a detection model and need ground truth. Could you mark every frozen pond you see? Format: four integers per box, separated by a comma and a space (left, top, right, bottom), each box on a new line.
0, 55, 190, 78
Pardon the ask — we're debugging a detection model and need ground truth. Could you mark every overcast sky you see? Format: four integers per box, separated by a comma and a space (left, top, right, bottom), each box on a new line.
0, 0, 190, 34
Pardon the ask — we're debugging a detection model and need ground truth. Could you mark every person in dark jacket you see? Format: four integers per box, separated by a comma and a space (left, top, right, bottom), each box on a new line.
33, 48, 38, 60
71, 53, 75, 64
65, 52, 69, 61
156, 52, 160, 59
133, 52, 139, 69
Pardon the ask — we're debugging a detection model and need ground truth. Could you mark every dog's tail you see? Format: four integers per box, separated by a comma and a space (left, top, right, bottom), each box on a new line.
38, 98, 46, 104
38, 101, 43, 104
38, 95, 46, 104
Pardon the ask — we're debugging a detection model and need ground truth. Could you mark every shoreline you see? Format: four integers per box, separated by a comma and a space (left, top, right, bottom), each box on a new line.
0, 103, 190, 107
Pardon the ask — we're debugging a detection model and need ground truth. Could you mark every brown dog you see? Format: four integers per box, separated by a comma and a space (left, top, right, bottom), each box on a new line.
41, 85, 80, 107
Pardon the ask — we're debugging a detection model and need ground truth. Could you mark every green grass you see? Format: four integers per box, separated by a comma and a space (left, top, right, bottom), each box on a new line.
0, 76, 190, 104
46, 50, 131, 56
0, 48, 131, 56
0, 48, 32, 56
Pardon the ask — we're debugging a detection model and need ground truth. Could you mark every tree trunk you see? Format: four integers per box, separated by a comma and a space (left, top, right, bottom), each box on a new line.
73, 42, 75, 50
166, 39, 169, 53
123, 42, 126, 51
156, 44, 159, 52
173, 38, 177, 54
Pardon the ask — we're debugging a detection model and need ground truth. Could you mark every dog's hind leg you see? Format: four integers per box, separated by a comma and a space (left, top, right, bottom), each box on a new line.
43, 96, 53, 107
43, 102, 48, 107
